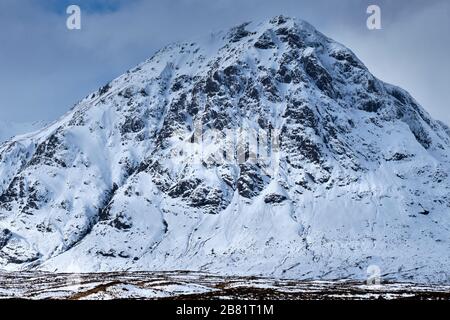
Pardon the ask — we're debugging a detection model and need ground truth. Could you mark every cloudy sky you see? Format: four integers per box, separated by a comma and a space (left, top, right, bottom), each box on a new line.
0, 0, 449, 135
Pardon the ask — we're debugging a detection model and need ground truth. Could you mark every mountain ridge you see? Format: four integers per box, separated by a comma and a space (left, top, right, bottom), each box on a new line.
0, 15, 449, 283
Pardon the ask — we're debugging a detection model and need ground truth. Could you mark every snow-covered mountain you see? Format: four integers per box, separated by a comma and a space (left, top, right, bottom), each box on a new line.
0, 16, 449, 283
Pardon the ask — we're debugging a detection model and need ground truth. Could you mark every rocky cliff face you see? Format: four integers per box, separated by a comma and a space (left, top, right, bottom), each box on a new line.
0, 16, 449, 283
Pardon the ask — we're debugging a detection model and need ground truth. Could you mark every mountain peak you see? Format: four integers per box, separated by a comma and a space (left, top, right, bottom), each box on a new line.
0, 17, 449, 283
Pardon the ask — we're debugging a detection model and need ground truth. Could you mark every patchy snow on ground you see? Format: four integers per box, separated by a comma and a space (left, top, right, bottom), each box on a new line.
0, 271, 448, 300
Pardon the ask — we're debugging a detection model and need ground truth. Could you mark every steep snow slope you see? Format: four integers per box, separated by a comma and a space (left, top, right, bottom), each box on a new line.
0, 16, 449, 283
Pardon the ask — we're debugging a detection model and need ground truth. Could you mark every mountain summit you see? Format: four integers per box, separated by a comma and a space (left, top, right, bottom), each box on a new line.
0, 16, 449, 283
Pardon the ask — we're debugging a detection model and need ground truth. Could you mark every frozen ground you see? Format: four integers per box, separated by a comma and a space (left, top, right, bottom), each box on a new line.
0, 271, 448, 300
